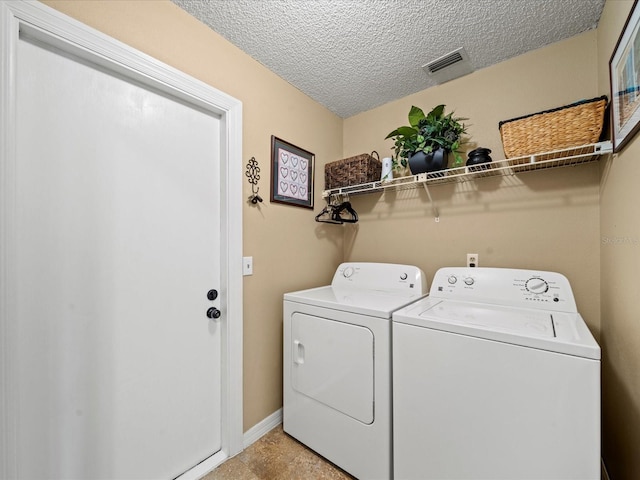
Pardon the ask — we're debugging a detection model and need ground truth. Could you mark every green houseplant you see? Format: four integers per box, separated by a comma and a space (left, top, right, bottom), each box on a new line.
385, 104, 468, 173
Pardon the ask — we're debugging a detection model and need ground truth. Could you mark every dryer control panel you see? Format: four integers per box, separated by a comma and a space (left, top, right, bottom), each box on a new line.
430, 267, 577, 312
333, 262, 427, 295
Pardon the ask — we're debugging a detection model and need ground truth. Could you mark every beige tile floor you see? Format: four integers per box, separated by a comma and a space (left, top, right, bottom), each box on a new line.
203, 425, 355, 480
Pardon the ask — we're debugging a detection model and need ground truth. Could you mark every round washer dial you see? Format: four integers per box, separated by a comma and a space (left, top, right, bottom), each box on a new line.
343, 267, 354, 278
525, 277, 549, 294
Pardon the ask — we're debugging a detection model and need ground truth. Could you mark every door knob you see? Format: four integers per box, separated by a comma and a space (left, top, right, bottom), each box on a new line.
207, 289, 218, 300
207, 307, 221, 319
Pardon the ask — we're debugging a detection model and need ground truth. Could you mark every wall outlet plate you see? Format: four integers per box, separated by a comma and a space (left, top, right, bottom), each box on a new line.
467, 253, 478, 268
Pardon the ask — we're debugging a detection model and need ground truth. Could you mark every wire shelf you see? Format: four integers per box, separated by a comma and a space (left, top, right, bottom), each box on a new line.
322, 141, 612, 199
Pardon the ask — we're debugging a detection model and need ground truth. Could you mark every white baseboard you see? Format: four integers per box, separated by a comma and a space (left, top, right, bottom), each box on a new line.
189, 409, 283, 479
243, 408, 283, 448
601, 458, 611, 480
179, 451, 227, 480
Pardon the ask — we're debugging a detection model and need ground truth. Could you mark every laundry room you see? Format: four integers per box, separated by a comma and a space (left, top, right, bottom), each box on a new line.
3, 0, 639, 479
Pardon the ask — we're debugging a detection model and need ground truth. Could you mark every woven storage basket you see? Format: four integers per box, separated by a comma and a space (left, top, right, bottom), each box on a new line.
499, 96, 608, 158
325, 151, 381, 189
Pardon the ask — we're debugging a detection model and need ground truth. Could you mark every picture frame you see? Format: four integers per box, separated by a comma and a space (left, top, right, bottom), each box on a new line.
610, 0, 640, 152
270, 136, 315, 209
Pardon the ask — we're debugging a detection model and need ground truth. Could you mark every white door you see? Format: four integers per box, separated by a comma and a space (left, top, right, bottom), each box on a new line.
10, 22, 222, 480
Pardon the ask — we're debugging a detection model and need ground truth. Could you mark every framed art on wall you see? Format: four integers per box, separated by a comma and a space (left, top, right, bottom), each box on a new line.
270, 136, 314, 209
610, 0, 640, 152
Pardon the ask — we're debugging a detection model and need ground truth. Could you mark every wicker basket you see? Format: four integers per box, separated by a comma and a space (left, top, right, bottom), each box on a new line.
499, 96, 608, 158
325, 151, 381, 189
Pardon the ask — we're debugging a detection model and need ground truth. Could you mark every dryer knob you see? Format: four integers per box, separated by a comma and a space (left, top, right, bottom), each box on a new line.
448, 275, 457, 284
343, 267, 354, 278
464, 277, 475, 286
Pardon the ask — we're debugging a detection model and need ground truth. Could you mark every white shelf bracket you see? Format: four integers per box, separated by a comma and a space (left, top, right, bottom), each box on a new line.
422, 183, 439, 222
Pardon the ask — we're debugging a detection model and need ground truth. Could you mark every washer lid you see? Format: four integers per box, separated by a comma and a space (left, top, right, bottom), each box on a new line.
425, 300, 555, 339
284, 285, 425, 318
393, 298, 600, 359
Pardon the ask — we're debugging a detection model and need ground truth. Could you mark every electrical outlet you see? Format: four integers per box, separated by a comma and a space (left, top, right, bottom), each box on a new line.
243, 256, 253, 276
467, 253, 478, 268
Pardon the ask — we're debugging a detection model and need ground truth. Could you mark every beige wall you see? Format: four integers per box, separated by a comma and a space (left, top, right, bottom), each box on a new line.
598, 2, 640, 479
42, 0, 344, 431
343, 31, 602, 337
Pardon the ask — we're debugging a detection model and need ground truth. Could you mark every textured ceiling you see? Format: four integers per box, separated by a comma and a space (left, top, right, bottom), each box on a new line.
171, 0, 605, 118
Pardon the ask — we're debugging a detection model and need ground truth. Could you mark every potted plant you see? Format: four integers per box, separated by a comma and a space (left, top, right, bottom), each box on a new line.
385, 104, 468, 174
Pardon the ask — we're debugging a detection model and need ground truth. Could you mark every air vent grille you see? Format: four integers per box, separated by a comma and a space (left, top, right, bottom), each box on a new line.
426, 51, 464, 73
422, 47, 473, 84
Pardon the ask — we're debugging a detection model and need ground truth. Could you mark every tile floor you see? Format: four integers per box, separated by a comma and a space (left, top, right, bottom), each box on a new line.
203, 425, 355, 480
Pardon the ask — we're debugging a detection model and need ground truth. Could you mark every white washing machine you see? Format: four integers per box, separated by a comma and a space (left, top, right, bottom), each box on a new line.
392, 267, 600, 480
283, 262, 427, 480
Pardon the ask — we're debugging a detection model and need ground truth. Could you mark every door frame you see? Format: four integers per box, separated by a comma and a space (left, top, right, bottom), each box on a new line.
0, 2, 243, 478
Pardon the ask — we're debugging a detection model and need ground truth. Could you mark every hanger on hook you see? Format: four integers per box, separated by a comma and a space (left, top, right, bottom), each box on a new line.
315, 198, 358, 224
315, 204, 344, 224
333, 201, 358, 223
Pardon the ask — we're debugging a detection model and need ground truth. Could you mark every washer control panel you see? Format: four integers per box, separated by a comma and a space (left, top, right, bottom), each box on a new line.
431, 267, 577, 313
332, 262, 427, 294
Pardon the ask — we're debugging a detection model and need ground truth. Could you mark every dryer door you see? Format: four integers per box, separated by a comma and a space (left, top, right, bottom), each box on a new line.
291, 313, 374, 424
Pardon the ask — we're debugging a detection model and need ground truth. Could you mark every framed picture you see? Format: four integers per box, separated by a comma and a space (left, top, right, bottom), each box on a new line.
270, 136, 314, 209
610, 0, 640, 152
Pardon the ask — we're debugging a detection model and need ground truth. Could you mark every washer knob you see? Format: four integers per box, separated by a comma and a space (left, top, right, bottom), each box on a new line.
525, 277, 549, 294
343, 267, 354, 278
464, 277, 475, 286
448, 275, 457, 284
400, 273, 408, 280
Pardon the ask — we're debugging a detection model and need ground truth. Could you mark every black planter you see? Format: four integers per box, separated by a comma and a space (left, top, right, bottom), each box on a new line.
408, 148, 448, 174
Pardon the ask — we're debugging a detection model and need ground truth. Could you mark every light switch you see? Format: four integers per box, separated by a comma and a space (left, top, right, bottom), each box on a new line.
243, 256, 253, 276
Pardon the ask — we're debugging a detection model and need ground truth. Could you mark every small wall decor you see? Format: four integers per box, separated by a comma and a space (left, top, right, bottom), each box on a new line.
610, 0, 640, 152
245, 157, 263, 204
270, 136, 314, 209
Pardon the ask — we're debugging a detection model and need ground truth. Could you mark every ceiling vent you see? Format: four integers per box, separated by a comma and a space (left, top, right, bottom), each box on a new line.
422, 47, 474, 84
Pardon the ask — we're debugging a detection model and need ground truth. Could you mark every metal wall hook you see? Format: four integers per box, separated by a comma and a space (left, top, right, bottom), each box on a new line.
245, 157, 263, 204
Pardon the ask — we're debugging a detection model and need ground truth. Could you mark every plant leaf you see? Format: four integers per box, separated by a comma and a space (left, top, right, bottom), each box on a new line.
427, 104, 445, 121
408, 106, 425, 128
396, 126, 418, 137
385, 129, 400, 139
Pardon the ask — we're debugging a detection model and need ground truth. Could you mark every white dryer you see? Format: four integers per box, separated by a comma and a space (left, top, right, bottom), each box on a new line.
284, 262, 427, 480
392, 267, 600, 480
